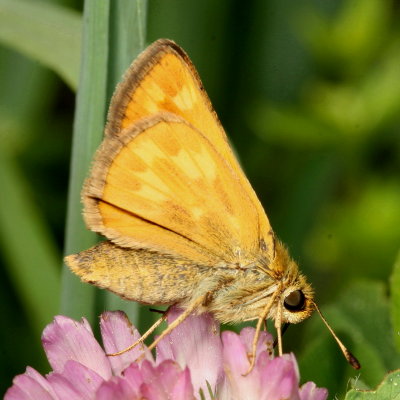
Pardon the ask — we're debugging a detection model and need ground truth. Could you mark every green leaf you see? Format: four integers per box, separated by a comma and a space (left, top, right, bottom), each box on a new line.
299, 280, 400, 393
390, 251, 400, 352
0, 151, 60, 336
61, 0, 110, 321
107, 0, 147, 92
0, 0, 82, 89
345, 370, 400, 400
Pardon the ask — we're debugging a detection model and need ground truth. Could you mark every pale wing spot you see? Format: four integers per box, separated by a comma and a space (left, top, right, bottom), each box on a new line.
132, 135, 167, 165
136, 77, 168, 114
102, 178, 167, 209
134, 184, 169, 202
171, 149, 203, 180
191, 206, 204, 219
142, 77, 166, 103
184, 68, 200, 100
134, 168, 172, 195
172, 85, 195, 111
192, 146, 217, 180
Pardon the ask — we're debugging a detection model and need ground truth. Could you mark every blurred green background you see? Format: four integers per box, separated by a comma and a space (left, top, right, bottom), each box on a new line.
1, 0, 399, 397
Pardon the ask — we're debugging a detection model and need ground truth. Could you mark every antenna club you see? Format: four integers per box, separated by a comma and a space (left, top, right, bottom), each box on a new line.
346, 350, 361, 370
311, 301, 361, 370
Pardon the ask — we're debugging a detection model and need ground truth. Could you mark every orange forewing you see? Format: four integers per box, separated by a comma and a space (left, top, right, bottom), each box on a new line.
84, 39, 274, 267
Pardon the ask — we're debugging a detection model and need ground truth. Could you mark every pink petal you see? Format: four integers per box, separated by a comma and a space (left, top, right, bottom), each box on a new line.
100, 311, 152, 375
169, 368, 195, 400
221, 330, 249, 375
237, 326, 274, 362
222, 326, 272, 375
26, 367, 58, 397
220, 331, 261, 398
4, 368, 57, 400
96, 377, 141, 400
42, 316, 111, 379
219, 328, 273, 399
260, 354, 300, 400
140, 359, 195, 400
157, 307, 223, 397
45, 374, 81, 400
122, 363, 145, 392
300, 382, 328, 400
47, 360, 103, 400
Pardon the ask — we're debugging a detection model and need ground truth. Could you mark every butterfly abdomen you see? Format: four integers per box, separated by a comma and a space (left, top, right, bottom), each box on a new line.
65, 241, 204, 305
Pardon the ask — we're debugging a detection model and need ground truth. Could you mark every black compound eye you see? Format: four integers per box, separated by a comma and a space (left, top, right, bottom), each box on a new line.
284, 290, 305, 311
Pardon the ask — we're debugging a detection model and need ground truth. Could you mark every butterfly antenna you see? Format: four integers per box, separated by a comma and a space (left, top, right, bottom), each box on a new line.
312, 301, 361, 369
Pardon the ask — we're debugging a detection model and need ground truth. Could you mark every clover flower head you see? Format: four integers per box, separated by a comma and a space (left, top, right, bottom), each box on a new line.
5, 308, 328, 400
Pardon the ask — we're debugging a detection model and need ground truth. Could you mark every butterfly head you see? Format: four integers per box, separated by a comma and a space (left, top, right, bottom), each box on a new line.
266, 240, 314, 325
280, 280, 314, 324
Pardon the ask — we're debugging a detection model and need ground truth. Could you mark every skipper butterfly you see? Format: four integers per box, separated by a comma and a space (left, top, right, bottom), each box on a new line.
65, 39, 359, 372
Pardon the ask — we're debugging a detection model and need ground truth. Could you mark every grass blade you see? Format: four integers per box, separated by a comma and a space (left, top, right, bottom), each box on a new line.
61, 0, 110, 321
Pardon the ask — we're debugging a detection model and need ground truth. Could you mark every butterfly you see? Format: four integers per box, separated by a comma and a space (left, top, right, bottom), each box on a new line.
65, 39, 359, 373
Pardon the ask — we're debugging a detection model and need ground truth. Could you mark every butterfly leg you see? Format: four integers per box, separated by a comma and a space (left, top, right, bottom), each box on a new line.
243, 287, 281, 376
275, 300, 283, 356
147, 293, 209, 352
107, 311, 168, 356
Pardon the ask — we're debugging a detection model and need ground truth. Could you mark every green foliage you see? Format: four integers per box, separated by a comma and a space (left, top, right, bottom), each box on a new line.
60, 0, 110, 321
0, 0, 81, 89
345, 370, 400, 400
299, 279, 400, 394
391, 252, 400, 352
1, 0, 399, 397
0, 152, 60, 335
